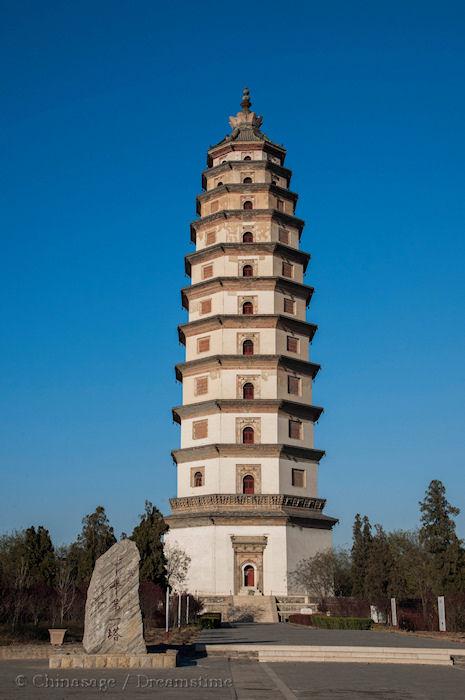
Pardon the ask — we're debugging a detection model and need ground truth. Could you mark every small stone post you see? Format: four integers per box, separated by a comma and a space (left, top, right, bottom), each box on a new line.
438, 596, 446, 632
390, 598, 398, 627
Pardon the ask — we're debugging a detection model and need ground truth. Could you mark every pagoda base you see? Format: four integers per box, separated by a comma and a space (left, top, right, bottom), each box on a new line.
164, 520, 333, 597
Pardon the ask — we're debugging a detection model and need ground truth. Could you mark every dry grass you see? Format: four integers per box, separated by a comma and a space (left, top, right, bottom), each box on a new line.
373, 624, 465, 644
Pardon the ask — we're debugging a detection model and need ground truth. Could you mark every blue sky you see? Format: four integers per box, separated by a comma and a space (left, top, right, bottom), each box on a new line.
1, 0, 464, 547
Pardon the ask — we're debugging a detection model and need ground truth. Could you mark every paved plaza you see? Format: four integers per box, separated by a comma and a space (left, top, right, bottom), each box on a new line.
1, 625, 464, 699
0, 656, 464, 699
197, 622, 465, 649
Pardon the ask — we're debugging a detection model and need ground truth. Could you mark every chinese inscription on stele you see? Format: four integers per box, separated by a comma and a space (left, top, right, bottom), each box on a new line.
82, 539, 146, 655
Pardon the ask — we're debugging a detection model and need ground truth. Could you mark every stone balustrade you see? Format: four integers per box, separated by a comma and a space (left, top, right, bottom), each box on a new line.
169, 493, 326, 513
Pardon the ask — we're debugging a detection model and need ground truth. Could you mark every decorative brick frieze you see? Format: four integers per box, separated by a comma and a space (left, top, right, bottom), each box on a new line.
169, 493, 326, 513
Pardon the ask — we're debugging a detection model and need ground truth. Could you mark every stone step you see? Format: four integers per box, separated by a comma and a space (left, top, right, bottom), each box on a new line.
231, 595, 279, 623
196, 643, 465, 666
200, 594, 278, 623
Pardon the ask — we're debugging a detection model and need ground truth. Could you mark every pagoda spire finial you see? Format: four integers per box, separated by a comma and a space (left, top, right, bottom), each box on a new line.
240, 87, 252, 112
229, 86, 263, 132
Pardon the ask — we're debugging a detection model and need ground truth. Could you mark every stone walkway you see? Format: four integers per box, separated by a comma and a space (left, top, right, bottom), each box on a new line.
197, 622, 465, 649
1, 656, 464, 699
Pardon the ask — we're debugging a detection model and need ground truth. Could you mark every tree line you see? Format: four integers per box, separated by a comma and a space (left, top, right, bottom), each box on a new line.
292, 480, 465, 629
0, 501, 168, 632
1, 480, 464, 634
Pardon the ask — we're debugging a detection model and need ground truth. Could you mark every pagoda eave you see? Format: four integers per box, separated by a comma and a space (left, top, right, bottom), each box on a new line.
175, 354, 321, 382
207, 140, 286, 168
172, 400, 324, 424
201, 159, 292, 190
171, 443, 326, 464
196, 183, 298, 214
190, 209, 305, 243
181, 276, 314, 309
184, 242, 310, 276
177, 314, 318, 344
165, 511, 337, 530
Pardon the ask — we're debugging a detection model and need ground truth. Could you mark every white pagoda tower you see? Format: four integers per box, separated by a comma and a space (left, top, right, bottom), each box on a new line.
165, 89, 336, 598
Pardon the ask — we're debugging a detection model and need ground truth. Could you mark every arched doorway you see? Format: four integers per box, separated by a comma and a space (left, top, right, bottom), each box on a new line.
243, 564, 255, 588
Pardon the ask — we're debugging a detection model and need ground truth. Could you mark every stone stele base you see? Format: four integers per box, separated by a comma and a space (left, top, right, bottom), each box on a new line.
49, 651, 177, 669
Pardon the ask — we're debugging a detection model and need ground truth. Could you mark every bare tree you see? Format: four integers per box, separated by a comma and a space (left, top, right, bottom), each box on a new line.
12, 558, 30, 630
291, 549, 344, 608
164, 543, 191, 592
55, 550, 76, 625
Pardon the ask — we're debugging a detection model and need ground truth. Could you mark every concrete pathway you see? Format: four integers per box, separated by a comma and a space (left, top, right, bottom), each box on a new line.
197, 622, 465, 649
1, 656, 465, 699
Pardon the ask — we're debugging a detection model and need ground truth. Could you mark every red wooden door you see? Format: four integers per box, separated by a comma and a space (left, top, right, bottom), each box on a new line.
243, 475, 255, 494
244, 565, 255, 587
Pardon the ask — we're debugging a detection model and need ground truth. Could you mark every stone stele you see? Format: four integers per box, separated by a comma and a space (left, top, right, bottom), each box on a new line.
83, 539, 146, 655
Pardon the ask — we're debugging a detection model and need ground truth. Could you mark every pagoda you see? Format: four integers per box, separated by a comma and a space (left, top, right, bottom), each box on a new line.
165, 89, 337, 598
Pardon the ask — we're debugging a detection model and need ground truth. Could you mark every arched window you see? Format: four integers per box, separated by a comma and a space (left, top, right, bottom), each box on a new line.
243, 176, 252, 184
243, 382, 254, 400
243, 474, 255, 494
244, 564, 255, 586
221, 160, 227, 164
216, 181, 223, 187
193, 471, 203, 487
243, 200, 253, 210
242, 339, 254, 356
242, 301, 253, 315
242, 264, 253, 277
242, 231, 253, 243
242, 426, 254, 444
243, 155, 252, 161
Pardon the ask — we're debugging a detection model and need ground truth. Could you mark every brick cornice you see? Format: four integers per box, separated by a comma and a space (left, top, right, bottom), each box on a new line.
178, 314, 317, 344
206, 141, 286, 167
197, 182, 298, 209
201, 160, 292, 190
190, 209, 305, 243
175, 354, 320, 382
184, 242, 310, 276
165, 511, 337, 530
181, 276, 313, 308
172, 400, 324, 423
171, 443, 325, 464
